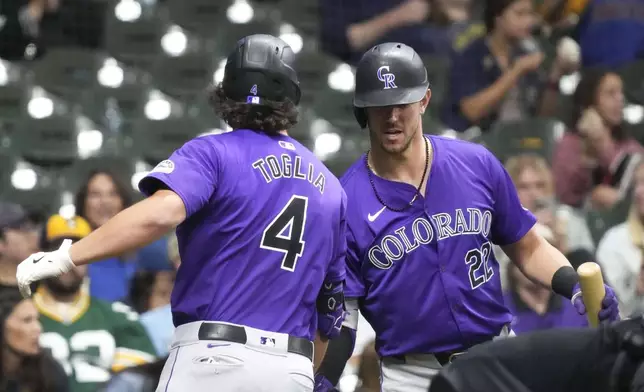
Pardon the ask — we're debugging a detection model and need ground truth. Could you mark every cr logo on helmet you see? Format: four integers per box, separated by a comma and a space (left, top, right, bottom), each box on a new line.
377, 66, 397, 90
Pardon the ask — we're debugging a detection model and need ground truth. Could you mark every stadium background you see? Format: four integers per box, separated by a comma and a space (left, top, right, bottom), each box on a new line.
1, 0, 644, 391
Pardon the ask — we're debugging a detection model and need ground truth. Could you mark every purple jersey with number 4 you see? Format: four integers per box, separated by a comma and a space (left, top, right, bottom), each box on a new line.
342, 135, 536, 357
139, 129, 347, 341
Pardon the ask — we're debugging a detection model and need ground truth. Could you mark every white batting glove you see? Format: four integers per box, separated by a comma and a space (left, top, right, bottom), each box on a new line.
16, 239, 75, 298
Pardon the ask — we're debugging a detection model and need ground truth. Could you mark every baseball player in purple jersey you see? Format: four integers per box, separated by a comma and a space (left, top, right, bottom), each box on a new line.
15, 35, 347, 392
314, 42, 620, 392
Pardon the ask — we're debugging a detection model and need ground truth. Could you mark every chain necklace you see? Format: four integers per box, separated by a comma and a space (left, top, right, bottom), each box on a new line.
365, 136, 430, 212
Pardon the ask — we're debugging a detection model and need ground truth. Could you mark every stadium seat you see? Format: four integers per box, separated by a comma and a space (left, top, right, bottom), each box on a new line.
277, 0, 319, 38
0, 84, 28, 123
481, 118, 560, 163
60, 156, 138, 193
586, 198, 631, 245
31, 48, 104, 102
133, 117, 204, 164
619, 60, 644, 105
13, 115, 78, 167
166, 0, 226, 37
104, 16, 164, 70
422, 55, 450, 116
0, 186, 63, 217
312, 89, 356, 132
152, 53, 214, 100
84, 83, 150, 123
293, 50, 338, 107
215, 21, 279, 56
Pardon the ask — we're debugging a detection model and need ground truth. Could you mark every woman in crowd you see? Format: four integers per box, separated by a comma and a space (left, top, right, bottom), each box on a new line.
0, 287, 68, 392
74, 169, 134, 302
441, 0, 575, 132
597, 161, 644, 317
553, 68, 644, 210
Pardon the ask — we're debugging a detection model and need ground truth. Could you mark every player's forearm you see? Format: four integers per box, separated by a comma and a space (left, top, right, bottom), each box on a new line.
316, 326, 356, 385
69, 190, 186, 265
313, 331, 329, 372
505, 229, 571, 290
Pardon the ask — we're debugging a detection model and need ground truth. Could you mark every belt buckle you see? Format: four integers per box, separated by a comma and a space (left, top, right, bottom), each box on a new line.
448, 352, 464, 363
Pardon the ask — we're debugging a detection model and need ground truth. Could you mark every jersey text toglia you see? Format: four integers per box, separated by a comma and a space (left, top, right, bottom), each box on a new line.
252, 154, 326, 194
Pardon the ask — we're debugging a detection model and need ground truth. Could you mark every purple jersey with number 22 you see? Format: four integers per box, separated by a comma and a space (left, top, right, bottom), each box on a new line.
341, 135, 536, 357
139, 129, 347, 342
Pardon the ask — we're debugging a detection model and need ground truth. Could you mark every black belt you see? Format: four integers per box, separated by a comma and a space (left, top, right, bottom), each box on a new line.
197, 322, 314, 361
389, 350, 465, 367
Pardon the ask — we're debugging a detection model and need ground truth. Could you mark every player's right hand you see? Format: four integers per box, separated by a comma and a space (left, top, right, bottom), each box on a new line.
16, 239, 75, 298
571, 283, 620, 322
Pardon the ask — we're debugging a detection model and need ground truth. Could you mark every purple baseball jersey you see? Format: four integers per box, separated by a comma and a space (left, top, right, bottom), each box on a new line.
504, 292, 588, 334
139, 129, 347, 341
341, 135, 536, 357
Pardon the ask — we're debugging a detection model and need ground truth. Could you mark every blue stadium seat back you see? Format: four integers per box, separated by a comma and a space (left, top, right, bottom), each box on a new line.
619, 60, 644, 105
32, 48, 104, 101
276, 0, 319, 38
14, 115, 78, 167
104, 15, 164, 70
166, 0, 226, 37
483, 118, 560, 163
152, 53, 214, 100
134, 117, 204, 164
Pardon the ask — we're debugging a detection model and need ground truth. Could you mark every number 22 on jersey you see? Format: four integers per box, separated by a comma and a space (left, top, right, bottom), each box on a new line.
260, 195, 309, 272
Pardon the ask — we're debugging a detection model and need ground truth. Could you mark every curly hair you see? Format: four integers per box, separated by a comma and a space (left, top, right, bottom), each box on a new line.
208, 84, 299, 135
0, 288, 63, 392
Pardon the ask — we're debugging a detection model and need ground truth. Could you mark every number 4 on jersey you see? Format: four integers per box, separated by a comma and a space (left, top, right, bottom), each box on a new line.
261, 195, 308, 272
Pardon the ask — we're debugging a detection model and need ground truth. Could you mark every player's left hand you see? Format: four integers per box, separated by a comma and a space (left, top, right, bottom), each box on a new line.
16, 239, 75, 298
571, 283, 620, 322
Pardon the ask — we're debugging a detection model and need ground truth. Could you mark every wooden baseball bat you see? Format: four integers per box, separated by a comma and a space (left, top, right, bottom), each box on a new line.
577, 262, 605, 327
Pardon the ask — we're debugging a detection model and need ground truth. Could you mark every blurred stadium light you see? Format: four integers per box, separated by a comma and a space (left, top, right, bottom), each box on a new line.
115, 0, 142, 22
227, 0, 254, 24
0, 61, 8, 86
213, 59, 226, 85
314, 132, 342, 160
58, 191, 76, 219
559, 72, 581, 96
97, 58, 125, 88
11, 162, 38, 191
624, 104, 644, 124
279, 24, 303, 54
328, 63, 355, 93
131, 160, 151, 190
27, 87, 54, 119
144, 90, 172, 120
161, 25, 188, 57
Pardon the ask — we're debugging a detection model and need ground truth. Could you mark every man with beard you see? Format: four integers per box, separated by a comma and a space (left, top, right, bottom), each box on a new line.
35, 214, 156, 392
314, 42, 619, 392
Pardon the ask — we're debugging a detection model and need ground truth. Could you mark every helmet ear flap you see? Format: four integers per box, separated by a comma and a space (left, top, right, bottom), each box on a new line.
354, 107, 367, 129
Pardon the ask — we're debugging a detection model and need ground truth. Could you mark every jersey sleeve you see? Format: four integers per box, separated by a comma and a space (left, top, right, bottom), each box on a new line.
326, 191, 348, 283
109, 302, 157, 372
344, 223, 366, 299
138, 137, 221, 218
486, 151, 537, 246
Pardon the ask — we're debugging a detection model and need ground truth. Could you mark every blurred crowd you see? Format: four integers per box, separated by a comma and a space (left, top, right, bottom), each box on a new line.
1, 0, 644, 391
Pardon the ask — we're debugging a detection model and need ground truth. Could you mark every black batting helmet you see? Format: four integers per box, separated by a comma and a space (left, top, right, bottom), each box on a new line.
353, 43, 429, 128
222, 34, 301, 106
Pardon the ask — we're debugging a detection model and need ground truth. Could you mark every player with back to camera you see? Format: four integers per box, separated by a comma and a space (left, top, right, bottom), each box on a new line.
15, 34, 348, 392
313, 42, 620, 392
